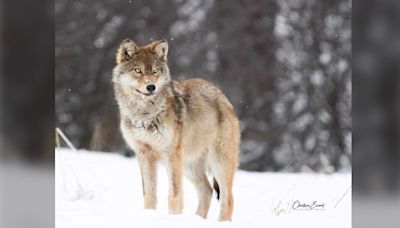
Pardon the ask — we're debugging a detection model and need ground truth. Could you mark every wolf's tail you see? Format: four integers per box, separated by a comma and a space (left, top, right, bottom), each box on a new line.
213, 178, 220, 201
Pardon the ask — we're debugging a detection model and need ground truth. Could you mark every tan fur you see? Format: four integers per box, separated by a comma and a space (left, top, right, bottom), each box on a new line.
112, 39, 240, 221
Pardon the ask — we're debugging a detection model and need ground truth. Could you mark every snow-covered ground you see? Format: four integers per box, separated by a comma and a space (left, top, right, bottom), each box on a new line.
56, 148, 351, 228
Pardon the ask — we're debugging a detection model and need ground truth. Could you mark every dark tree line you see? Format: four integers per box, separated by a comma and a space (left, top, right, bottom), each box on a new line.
56, 0, 351, 172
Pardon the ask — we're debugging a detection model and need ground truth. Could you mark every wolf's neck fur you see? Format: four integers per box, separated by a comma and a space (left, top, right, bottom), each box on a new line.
116, 82, 172, 129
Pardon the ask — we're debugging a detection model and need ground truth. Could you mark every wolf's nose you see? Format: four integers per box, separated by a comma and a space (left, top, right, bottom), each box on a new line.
146, 84, 156, 93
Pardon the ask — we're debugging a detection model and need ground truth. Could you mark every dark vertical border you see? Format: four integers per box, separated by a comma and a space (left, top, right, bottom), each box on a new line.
0, 0, 55, 227
353, 0, 400, 227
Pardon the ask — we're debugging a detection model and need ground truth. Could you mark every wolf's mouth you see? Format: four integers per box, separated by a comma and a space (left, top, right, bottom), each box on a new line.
136, 89, 154, 96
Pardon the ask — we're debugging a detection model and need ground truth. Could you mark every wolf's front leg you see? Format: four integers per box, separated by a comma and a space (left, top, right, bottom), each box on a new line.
137, 153, 158, 209
165, 152, 183, 214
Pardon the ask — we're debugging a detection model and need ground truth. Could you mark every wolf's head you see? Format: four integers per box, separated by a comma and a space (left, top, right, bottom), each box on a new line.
112, 39, 170, 98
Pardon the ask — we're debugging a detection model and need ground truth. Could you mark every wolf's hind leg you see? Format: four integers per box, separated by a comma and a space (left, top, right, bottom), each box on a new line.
211, 140, 237, 221
185, 159, 212, 218
214, 167, 234, 221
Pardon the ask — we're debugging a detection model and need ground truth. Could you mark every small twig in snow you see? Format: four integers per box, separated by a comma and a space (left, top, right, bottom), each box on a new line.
56, 128, 77, 151
334, 185, 351, 208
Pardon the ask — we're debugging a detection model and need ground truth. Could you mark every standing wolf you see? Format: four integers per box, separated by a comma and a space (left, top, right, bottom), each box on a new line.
112, 39, 240, 221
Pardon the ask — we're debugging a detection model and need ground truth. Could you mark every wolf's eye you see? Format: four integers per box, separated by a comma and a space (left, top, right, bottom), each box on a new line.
153, 68, 159, 74
134, 68, 142, 74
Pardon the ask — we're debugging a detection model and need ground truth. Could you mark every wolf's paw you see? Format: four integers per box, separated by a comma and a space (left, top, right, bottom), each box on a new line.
143, 195, 157, 209
168, 196, 183, 214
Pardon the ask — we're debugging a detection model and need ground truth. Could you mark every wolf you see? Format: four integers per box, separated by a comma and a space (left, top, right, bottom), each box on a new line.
112, 39, 240, 221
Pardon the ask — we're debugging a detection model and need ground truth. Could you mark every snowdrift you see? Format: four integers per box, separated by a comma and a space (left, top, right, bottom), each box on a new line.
56, 148, 351, 228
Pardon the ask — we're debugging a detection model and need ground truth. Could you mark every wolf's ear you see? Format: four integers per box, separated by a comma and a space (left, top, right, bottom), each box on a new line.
116, 39, 138, 64
152, 39, 168, 62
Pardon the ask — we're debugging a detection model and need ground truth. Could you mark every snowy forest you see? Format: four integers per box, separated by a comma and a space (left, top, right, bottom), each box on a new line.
55, 0, 351, 173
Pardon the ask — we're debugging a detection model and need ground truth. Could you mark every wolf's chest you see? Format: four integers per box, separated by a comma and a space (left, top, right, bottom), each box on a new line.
121, 119, 174, 154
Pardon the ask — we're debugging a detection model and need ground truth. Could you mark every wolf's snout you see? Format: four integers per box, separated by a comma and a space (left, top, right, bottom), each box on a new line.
146, 84, 156, 93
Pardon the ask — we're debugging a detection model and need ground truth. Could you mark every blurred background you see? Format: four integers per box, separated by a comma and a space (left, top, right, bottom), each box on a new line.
55, 0, 351, 173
